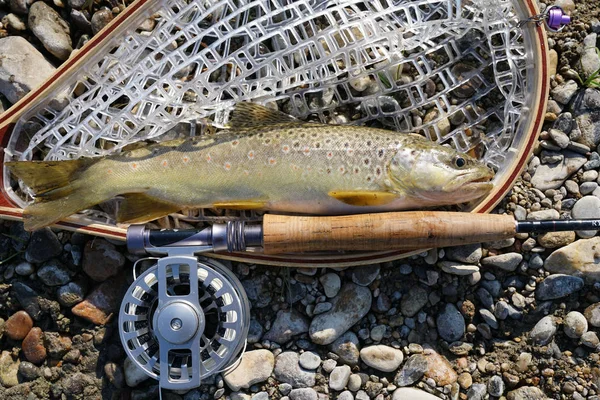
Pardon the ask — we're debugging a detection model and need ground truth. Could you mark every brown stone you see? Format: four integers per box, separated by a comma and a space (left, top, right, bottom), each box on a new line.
537, 231, 576, 249
423, 348, 458, 386
22, 327, 46, 364
5, 310, 33, 340
82, 239, 126, 282
71, 275, 126, 325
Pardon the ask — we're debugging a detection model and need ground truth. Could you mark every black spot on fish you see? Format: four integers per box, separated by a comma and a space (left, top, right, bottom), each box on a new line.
344, 142, 349, 148
367, 140, 372, 146
364, 158, 370, 165
293, 142, 300, 148
327, 168, 331, 174
312, 133, 318, 138
378, 149, 384, 158
300, 133, 306, 138
376, 167, 382, 176
315, 142, 321, 148
325, 139, 331, 144
258, 133, 264, 138
265, 139, 271, 144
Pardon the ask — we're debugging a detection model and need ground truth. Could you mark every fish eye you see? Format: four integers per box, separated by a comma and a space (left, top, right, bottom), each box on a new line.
454, 157, 466, 168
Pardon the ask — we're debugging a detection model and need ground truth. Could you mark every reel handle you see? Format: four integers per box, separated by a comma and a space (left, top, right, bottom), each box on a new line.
262, 211, 517, 254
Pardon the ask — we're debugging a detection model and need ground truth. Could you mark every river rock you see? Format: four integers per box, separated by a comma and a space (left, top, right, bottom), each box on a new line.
263, 309, 309, 344
242, 275, 272, 308
564, 311, 588, 338
289, 388, 317, 400
329, 331, 360, 365
5, 310, 33, 340
37, 259, 71, 286
446, 244, 482, 264
350, 265, 380, 286
481, 253, 522, 272
57, 282, 85, 307
0, 351, 19, 387
273, 352, 315, 388
319, 273, 341, 298
71, 275, 126, 325
44, 332, 71, 359
572, 196, 600, 238
400, 286, 428, 317
0, 37, 59, 105
82, 239, 126, 281
309, 283, 371, 345
90, 8, 113, 35
298, 352, 320, 370
530, 151, 586, 190
12, 282, 42, 320
529, 316, 558, 345
22, 327, 46, 364
395, 354, 428, 387
329, 365, 351, 390
28, 2, 72, 60
436, 303, 465, 342
585, 303, 600, 330
392, 388, 441, 400
124, 357, 148, 387
536, 274, 584, 300
545, 237, 600, 282
25, 228, 62, 264
551, 80, 578, 104
224, 349, 274, 391
507, 386, 546, 400
537, 231, 576, 248
359, 345, 403, 372
423, 348, 457, 386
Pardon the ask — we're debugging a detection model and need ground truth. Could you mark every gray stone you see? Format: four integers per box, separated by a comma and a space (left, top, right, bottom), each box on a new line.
14, 261, 34, 276
536, 274, 584, 300
18, 361, 39, 381
438, 261, 479, 276
436, 303, 465, 342
574, 110, 600, 148
481, 253, 523, 272
90, 8, 113, 35
0, 350, 19, 387
329, 365, 352, 391
224, 350, 274, 391
274, 352, 315, 388
479, 309, 498, 329
572, 196, 600, 237
526, 209, 560, 221
57, 282, 85, 307
359, 345, 403, 372
488, 375, 505, 397
12, 282, 42, 320
3, 13, 25, 31
247, 319, 263, 344
28, 2, 72, 60
289, 388, 317, 400
70, 9, 92, 33
507, 386, 546, 400
400, 286, 428, 317
585, 302, 600, 326
564, 311, 588, 338
581, 331, 600, 348
544, 237, 600, 282
529, 315, 558, 345
313, 302, 332, 314
124, 357, 148, 387
251, 393, 268, 400
347, 374, 362, 391
37, 259, 71, 286
530, 151, 586, 190
0, 37, 60, 105
350, 264, 380, 286
298, 352, 320, 370
263, 309, 309, 344
243, 275, 272, 308
395, 354, 427, 387
319, 273, 341, 298
581, 35, 600, 79
329, 331, 360, 365
551, 80, 578, 104
446, 244, 482, 264
337, 391, 354, 400
548, 129, 570, 148
392, 387, 442, 400
25, 228, 62, 264
467, 383, 487, 400
309, 284, 371, 345
9, 0, 29, 14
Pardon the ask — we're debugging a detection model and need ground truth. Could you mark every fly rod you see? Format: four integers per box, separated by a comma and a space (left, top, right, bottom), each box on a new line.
126, 211, 600, 255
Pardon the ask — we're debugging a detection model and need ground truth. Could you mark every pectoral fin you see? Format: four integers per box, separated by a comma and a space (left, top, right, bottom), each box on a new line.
328, 190, 399, 206
117, 193, 182, 224
212, 200, 267, 210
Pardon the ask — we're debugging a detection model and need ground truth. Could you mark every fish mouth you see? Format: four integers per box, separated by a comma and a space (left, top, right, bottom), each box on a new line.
444, 169, 494, 193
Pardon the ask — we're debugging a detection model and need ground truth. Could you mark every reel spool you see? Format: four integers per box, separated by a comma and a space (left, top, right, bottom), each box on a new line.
119, 255, 250, 390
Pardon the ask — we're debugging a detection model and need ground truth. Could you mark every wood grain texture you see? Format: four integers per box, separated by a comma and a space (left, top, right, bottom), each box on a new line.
262, 212, 517, 254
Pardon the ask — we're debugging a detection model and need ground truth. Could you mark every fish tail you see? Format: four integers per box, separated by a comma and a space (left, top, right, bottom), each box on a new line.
6, 158, 108, 231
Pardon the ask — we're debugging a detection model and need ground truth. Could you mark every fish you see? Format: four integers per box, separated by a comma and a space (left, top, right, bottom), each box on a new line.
6, 103, 494, 231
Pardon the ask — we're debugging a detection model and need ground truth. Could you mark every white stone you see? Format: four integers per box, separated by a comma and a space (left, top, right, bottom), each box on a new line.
392, 387, 442, 400
359, 345, 404, 372
224, 349, 274, 391
329, 365, 352, 391
124, 357, 149, 387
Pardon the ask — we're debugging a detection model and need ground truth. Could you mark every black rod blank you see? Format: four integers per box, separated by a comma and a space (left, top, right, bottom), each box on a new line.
516, 219, 600, 233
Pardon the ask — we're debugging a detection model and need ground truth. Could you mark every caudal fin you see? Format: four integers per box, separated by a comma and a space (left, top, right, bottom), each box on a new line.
6, 159, 108, 231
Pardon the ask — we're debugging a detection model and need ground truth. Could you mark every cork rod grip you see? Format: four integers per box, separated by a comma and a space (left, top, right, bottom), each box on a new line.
262, 211, 517, 254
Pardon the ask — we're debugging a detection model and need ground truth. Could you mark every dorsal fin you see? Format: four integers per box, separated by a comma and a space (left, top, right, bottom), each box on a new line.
228, 103, 302, 129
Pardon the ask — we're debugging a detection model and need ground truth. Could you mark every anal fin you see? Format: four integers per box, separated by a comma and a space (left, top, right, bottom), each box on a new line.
328, 190, 398, 206
117, 193, 182, 224
212, 200, 267, 210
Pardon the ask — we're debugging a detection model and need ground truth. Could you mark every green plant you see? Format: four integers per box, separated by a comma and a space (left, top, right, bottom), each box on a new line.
579, 48, 600, 88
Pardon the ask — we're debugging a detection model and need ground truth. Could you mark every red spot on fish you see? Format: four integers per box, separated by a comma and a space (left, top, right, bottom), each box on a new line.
327, 152, 333, 159
224, 162, 232, 170
303, 147, 311, 156
339, 167, 345, 174
107, 169, 113, 174
269, 158, 276, 165
183, 157, 190, 163
231, 140, 239, 147
244, 170, 250, 176
162, 160, 168, 167
248, 151, 254, 160
206, 154, 212, 162
131, 163, 138, 169
282, 145, 290, 153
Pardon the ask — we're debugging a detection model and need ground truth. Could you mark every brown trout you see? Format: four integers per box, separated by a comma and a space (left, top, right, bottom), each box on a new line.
7, 103, 494, 231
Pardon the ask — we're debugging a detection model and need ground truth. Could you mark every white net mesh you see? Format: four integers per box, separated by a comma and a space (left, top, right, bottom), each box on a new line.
4, 0, 539, 215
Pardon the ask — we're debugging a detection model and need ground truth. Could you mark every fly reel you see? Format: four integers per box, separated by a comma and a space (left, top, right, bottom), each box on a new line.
119, 252, 250, 390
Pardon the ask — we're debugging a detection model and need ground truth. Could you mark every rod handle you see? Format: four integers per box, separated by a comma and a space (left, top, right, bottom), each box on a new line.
262, 211, 517, 254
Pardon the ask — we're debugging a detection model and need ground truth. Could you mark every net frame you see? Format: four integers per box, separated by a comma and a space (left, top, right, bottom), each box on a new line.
0, 0, 549, 266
